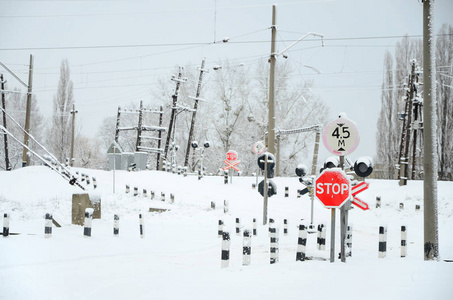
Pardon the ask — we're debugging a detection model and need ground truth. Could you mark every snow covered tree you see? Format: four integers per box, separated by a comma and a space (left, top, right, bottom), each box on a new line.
375, 51, 399, 178
47, 59, 75, 163
0, 88, 44, 170
436, 24, 453, 180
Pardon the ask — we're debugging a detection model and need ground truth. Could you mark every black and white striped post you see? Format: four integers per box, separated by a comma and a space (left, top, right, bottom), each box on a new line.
139, 214, 144, 238
143, 189, 147, 198
161, 192, 165, 202
376, 196, 381, 208
151, 191, 155, 200
270, 226, 279, 264
113, 214, 120, 236
283, 219, 288, 236
221, 231, 230, 268
224, 200, 229, 214
93, 177, 97, 189
218, 220, 223, 238
44, 213, 52, 238
224, 171, 228, 184
378, 226, 387, 258
126, 185, 130, 194
317, 224, 322, 250
297, 189, 301, 198
236, 218, 241, 236
401, 226, 407, 258
296, 224, 307, 261
346, 225, 353, 257
134, 187, 138, 197
170, 194, 175, 204
319, 224, 326, 250
83, 209, 93, 237
81, 174, 86, 182
86, 176, 91, 185
268, 218, 275, 237
211, 201, 216, 210
253, 218, 257, 236
3, 213, 9, 237
243, 229, 251, 266
285, 187, 289, 198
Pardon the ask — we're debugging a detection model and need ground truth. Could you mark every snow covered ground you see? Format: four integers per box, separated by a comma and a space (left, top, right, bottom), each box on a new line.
1, 166, 452, 300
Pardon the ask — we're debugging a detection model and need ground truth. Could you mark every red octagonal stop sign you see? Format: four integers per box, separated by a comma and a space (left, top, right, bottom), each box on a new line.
315, 169, 351, 208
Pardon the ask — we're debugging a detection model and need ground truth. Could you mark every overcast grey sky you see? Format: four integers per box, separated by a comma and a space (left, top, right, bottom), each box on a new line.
1, 0, 452, 163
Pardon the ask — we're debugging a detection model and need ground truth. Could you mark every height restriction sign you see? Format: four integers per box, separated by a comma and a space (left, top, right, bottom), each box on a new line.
322, 115, 360, 156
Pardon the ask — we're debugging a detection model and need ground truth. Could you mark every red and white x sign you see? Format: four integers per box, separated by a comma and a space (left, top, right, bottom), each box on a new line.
351, 182, 370, 210
223, 159, 240, 171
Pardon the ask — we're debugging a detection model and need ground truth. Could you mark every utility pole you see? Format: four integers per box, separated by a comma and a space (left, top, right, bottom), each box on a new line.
70, 103, 78, 167
422, 0, 439, 261
156, 106, 163, 170
311, 130, 321, 176
114, 106, 121, 143
135, 100, 143, 152
266, 6, 323, 176
163, 66, 186, 166
267, 5, 277, 160
1, 74, 11, 170
184, 58, 207, 168
22, 54, 34, 167
399, 61, 416, 186
411, 92, 423, 180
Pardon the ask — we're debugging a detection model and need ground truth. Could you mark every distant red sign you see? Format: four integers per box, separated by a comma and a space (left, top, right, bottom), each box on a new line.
226, 150, 238, 162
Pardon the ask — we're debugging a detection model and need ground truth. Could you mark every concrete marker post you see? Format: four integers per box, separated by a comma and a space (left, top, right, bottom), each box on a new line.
83, 209, 93, 237
270, 226, 279, 264
113, 214, 120, 236
139, 214, 144, 238
221, 231, 230, 268
379, 226, 387, 258
243, 229, 251, 266
283, 219, 288, 236
296, 224, 307, 261
224, 200, 229, 214
218, 220, 224, 238
401, 225, 407, 258
236, 217, 241, 236
3, 213, 10, 237
44, 213, 52, 238
253, 218, 257, 236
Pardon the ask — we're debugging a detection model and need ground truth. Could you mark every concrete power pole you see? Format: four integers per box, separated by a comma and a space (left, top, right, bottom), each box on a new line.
135, 100, 144, 152
267, 5, 277, 159
184, 58, 207, 168
422, 0, 439, 261
70, 103, 78, 167
1, 74, 11, 170
22, 54, 34, 167
399, 61, 417, 186
163, 67, 186, 165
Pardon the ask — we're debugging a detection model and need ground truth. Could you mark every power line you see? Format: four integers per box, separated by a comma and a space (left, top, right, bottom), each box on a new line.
0, 1, 332, 19
4, 33, 451, 53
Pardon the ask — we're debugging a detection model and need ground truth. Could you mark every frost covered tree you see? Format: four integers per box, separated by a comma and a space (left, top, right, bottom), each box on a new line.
375, 51, 399, 178
436, 24, 453, 180
0, 89, 44, 170
251, 60, 329, 175
376, 26, 453, 180
47, 59, 75, 163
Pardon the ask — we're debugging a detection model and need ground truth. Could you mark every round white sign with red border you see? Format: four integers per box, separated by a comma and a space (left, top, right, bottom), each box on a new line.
322, 116, 360, 156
